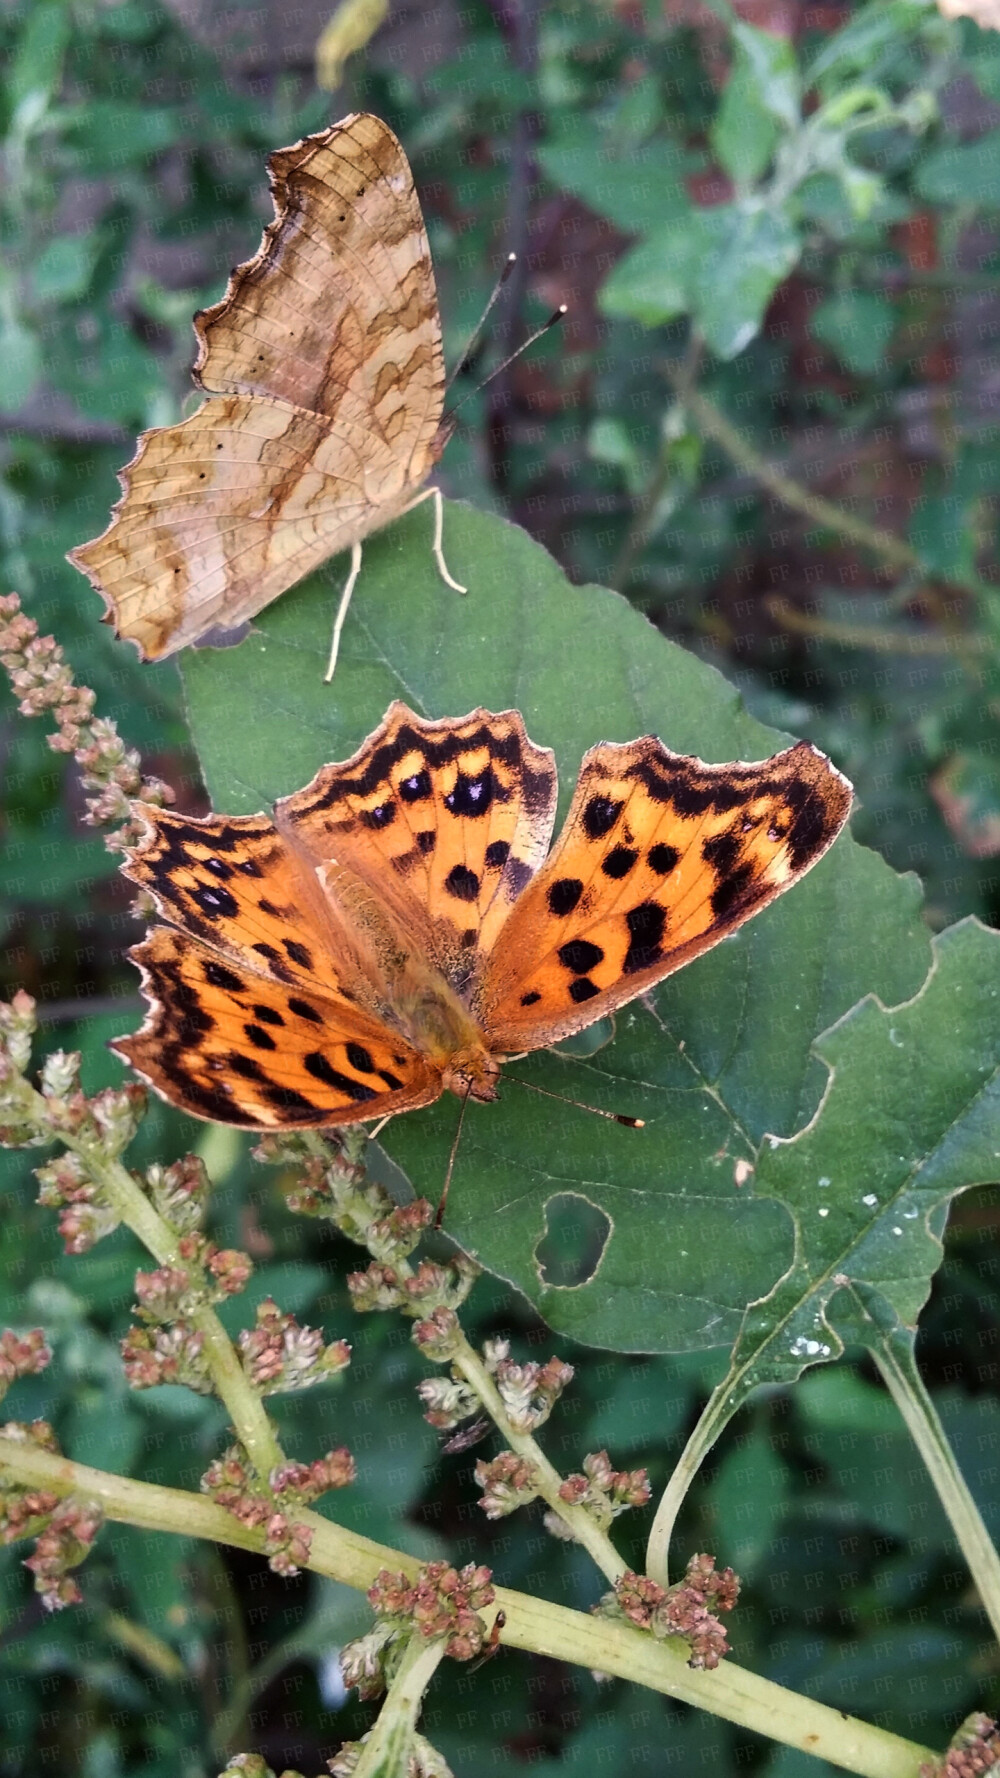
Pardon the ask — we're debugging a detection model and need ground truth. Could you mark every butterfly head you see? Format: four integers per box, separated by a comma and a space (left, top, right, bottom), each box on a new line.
440, 1047, 501, 1105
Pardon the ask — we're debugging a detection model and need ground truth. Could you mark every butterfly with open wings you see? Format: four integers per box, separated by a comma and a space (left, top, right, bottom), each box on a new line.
114, 704, 852, 1147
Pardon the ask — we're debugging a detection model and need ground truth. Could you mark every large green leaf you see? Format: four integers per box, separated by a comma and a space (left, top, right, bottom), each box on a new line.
181, 503, 930, 1353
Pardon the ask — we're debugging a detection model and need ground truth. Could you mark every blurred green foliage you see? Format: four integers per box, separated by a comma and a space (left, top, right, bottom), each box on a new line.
3, 0, 1000, 1772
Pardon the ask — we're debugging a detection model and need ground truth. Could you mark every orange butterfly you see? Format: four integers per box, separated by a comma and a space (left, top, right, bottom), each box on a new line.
68, 115, 460, 680
114, 705, 852, 1135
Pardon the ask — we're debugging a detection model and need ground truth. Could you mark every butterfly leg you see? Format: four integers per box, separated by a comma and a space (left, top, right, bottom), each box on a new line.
324, 539, 363, 684
400, 485, 468, 596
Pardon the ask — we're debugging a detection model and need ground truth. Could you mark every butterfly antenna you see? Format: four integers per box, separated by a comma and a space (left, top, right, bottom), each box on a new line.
504, 1073, 644, 1128
435, 1085, 472, 1229
445, 253, 517, 391
444, 303, 568, 422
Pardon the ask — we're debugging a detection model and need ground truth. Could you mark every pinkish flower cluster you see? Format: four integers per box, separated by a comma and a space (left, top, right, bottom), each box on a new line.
920, 1714, 1000, 1778
482, 1338, 574, 1434
23, 1496, 103, 1611
121, 1322, 212, 1394
364, 1560, 496, 1663
0, 592, 172, 853
416, 1374, 480, 1429
0, 1421, 102, 1612
377, 1560, 495, 1660
475, 1451, 542, 1519
557, 1450, 651, 1528
599, 1553, 740, 1671
202, 1441, 354, 1578
237, 1297, 350, 1395
348, 1253, 478, 1324
144, 1154, 211, 1233
0, 1329, 51, 1401
328, 1731, 451, 1776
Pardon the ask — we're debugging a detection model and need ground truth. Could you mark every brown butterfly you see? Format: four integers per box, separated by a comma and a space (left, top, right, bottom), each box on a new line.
113, 704, 852, 1139
69, 114, 460, 679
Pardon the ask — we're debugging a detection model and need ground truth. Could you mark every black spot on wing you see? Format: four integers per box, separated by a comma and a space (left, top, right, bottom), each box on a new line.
287, 996, 323, 1023
445, 768, 496, 818
399, 769, 431, 802
416, 830, 436, 855
284, 939, 313, 970
252, 942, 292, 980
547, 877, 583, 917
710, 861, 758, 920
345, 1042, 375, 1074
303, 1051, 378, 1102
520, 990, 541, 1007
252, 1004, 284, 1026
190, 882, 239, 920
702, 829, 742, 875
623, 902, 667, 975
648, 843, 679, 875
360, 800, 395, 830
485, 839, 510, 869
601, 845, 637, 879
569, 977, 599, 1003
558, 939, 604, 974
244, 1022, 277, 1051
445, 864, 479, 902
583, 795, 623, 840
203, 959, 244, 994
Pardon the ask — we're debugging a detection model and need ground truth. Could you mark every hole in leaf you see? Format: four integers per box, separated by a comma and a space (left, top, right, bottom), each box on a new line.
536, 1192, 611, 1289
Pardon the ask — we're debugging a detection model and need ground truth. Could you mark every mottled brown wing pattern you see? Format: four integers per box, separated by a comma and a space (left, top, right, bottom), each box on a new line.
194, 113, 445, 462
276, 703, 559, 981
115, 926, 438, 1129
477, 736, 852, 1052
67, 114, 446, 660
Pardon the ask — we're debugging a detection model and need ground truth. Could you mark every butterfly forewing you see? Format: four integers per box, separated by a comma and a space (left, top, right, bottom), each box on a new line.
194, 114, 445, 445
275, 703, 558, 976
476, 736, 852, 1053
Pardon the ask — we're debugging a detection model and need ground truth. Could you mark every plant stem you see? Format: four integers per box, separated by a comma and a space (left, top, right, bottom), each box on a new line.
352, 1635, 446, 1778
646, 1376, 734, 1589
764, 592, 987, 656
451, 1334, 628, 1585
866, 1325, 1000, 1650
0, 1436, 937, 1778
679, 385, 921, 574
63, 1125, 284, 1482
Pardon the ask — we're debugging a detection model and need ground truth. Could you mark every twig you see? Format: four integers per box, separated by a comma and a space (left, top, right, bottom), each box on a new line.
765, 593, 989, 656
676, 384, 921, 574
0, 1435, 940, 1778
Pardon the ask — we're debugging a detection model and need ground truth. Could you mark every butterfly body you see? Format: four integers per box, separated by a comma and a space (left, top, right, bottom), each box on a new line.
114, 703, 852, 1136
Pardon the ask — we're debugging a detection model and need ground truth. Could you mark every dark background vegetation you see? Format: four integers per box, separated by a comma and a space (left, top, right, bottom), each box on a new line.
1, 0, 1000, 1771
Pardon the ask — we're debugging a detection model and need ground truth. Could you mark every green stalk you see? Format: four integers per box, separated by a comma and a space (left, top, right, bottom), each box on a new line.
867, 1326, 1000, 1649
0, 1436, 937, 1778
63, 1126, 284, 1482
646, 1376, 734, 1588
352, 1636, 446, 1778
452, 1335, 628, 1585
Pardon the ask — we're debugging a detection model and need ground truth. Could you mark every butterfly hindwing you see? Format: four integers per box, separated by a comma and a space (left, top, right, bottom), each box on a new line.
477, 735, 852, 1052
275, 703, 559, 975
115, 926, 438, 1129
